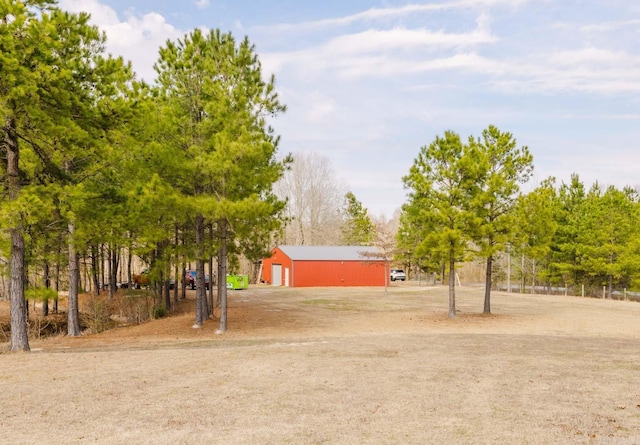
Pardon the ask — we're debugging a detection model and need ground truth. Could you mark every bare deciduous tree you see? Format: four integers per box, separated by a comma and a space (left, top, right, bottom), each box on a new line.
275, 152, 345, 245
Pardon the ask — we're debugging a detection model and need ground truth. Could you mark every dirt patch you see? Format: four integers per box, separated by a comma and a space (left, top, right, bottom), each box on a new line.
2, 284, 640, 444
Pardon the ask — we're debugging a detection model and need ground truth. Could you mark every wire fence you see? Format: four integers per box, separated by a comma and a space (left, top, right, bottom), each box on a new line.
405, 255, 640, 303
495, 284, 640, 302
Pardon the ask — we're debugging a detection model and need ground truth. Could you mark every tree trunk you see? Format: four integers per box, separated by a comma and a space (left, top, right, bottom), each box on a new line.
483, 254, 492, 314
298, 219, 305, 246
173, 226, 179, 305
384, 261, 388, 295
109, 244, 118, 298
83, 256, 90, 294
217, 218, 228, 332
10, 228, 29, 351
181, 263, 186, 300
43, 262, 50, 316
68, 221, 82, 336
100, 244, 105, 292
91, 245, 100, 296
217, 255, 222, 308
531, 259, 536, 294
54, 255, 60, 314
506, 247, 511, 292
6, 116, 30, 352
208, 224, 214, 317
173, 261, 179, 305
150, 247, 158, 297
127, 235, 133, 288
521, 253, 525, 293
194, 214, 208, 326
118, 248, 123, 284
164, 278, 171, 310
164, 255, 171, 311
448, 250, 456, 319
208, 254, 214, 316
107, 245, 113, 300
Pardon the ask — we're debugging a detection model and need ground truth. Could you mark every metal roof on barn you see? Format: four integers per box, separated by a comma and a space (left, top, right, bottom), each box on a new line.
277, 245, 382, 261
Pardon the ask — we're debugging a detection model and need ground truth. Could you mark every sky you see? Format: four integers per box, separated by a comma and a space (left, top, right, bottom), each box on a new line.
58, 0, 640, 218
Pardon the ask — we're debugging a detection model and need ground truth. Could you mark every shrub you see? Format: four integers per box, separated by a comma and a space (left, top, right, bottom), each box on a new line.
25, 287, 58, 303
114, 290, 153, 324
29, 314, 68, 339
153, 306, 167, 319
82, 295, 115, 334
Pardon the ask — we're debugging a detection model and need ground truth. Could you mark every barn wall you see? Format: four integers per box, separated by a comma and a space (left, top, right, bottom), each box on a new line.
261, 247, 292, 285
293, 260, 386, 287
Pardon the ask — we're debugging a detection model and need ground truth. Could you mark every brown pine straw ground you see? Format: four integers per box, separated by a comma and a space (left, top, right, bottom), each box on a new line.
1, 284, 640, 444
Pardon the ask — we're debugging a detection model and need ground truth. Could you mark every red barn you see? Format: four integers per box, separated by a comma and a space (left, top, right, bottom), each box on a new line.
262, 245, 387, 287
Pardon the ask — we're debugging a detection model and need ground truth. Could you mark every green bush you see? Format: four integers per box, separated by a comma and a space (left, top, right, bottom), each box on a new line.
153, 306, 167, 319
25, 287, 58, 302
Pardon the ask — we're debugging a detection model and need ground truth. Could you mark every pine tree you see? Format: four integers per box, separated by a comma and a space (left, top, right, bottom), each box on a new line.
577, 184, 639, 298
342, 192, 375, 246
469, 125, 533, 313
549, 174, 586, 289
1, 1, 136, 345
154, 29, 287, 330
402, 131, 478, 318
514, 178, 558, 291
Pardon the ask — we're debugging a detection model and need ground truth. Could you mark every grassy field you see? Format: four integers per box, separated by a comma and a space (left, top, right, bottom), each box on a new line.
2, 284, 640, 444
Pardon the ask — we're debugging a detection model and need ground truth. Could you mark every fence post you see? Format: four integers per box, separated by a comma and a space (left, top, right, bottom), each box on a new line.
624, 288, 627, 301
507, 246, 511, 293
581, 284, 584, 298
602, 286, 605, 299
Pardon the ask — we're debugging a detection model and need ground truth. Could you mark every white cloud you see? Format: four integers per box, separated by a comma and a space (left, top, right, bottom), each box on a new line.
324, 25, 496, 54
259, 0, 531, 32
578, 19, 640, 33
267, 32, 640, 95
492, 47, 640, 94
58, 0, 120, 24
303, 92, 336, 123
261, 15, 497, 80
549, 47, 634, 66
194, 0, 210, 9
58, 0, 184, 81
257, 1, 640, 97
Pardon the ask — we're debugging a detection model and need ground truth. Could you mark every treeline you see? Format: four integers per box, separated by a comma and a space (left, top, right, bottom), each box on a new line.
397, 127, 640, 316
0, 1, 291, 350
534, 174, 640, 296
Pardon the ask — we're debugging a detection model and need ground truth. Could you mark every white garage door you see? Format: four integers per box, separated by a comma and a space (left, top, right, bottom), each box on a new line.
272, 264, 282, 286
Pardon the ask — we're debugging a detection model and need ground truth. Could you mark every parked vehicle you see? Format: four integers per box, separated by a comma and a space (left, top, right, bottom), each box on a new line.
390, 269, 406, 282
184, 270, 210, 290
132, 269, 150, 288
132, 269, 175, 289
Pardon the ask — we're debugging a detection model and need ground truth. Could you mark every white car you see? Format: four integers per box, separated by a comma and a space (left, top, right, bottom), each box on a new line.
390, 269, 406, 281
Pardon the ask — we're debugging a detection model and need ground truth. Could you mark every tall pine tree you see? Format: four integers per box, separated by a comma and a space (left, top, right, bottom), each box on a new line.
154, 29, 287, 330
1, 1, 136, 346
469, 125, 533, 313
402, 131, 479, 318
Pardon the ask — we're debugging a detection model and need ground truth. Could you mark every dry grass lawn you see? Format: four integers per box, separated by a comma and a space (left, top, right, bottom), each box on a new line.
1, 284, 640, 444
